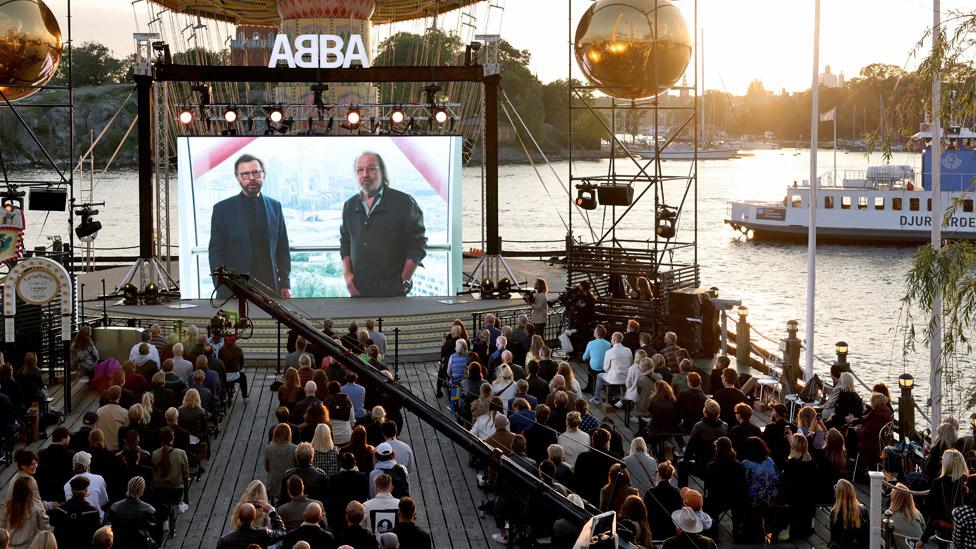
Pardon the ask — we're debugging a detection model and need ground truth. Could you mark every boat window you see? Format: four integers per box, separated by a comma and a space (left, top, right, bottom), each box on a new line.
874, 197, 885, 210
857, 196, 868, 210
927, 199, 932, 211
964, 199, 974, 213
892, 197, 903, 210
841, 196, 851, 209
791, 195, 802, 208
910, 198, 920, 211
824, 195, 834, 209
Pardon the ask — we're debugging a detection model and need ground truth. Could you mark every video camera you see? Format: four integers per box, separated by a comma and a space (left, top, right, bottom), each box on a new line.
208, 310, 254, 340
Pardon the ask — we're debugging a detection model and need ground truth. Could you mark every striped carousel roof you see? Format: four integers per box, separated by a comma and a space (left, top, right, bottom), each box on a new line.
148, 0, 486, 26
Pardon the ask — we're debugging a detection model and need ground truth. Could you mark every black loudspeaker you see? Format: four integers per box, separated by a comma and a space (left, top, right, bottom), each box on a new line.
597, 185, 634, 206
28, 188, 67, 211
668, 288, 708, 357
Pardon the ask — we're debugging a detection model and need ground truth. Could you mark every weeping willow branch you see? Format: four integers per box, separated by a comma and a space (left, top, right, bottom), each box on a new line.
901, 241, 976, 409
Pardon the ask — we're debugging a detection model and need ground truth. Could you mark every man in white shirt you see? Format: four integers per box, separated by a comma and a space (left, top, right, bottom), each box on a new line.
363, 473, 401, 542
591, 332, 633, 407
128, 330, 161, 366
381, 421, 413, 473
171, 343, 194, 384
63, 451, 109, 520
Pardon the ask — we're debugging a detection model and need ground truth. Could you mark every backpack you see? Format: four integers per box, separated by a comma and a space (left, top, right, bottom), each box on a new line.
386, 464, 410, 499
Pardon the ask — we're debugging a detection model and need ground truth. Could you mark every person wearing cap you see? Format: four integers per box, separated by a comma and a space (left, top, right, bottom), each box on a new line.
63, 451, 109, 521
679, 487, 713, 531
662, 506, 718, 549
49, 476, 100, 549
368, 443, 409, 499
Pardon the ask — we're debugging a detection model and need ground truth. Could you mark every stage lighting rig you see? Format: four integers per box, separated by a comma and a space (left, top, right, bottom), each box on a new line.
343, 107, 362, 131
74, 202, 104, 241
265, 105, 284, 124
390, 106, 406, 125
223, 106, 239, 123
656, 204, 677, 239
178, 107, 194, 125
121, 283, 139, 305
191, 84, 211, 123
311, 84, 330, 118
143, 283, 160, 305
432, 107, 449, 125
151, 41, 171, 64
575, 184, 597, 210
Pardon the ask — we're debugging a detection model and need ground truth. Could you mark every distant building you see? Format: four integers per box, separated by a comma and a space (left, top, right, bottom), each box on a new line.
230, 25, 277, 67
819, 65, 840, 88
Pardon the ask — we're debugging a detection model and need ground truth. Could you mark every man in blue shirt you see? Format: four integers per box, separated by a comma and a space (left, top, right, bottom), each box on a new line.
581, 324, 611, 394
342, 371, 367, 423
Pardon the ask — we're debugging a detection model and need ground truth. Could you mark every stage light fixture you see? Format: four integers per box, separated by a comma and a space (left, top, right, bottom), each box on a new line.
224, 107, 239, 123
496, 277, 513, 299
74, 206, 102, 241
346, 108, 361, 127
265, 105, 284, 124
656, 205, 677, 239
390, 107, 406, 125
575, 185, 597, 210
433, 107, 449, 124
121, 283, 139, 306
178, 107, 194, 125
143, 283, 160, 305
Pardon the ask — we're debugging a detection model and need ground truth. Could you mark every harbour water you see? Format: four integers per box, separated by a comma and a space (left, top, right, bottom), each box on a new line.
17, 148, 961, 411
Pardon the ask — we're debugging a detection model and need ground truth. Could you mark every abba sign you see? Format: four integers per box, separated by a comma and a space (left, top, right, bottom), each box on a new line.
268, 34, 370, 69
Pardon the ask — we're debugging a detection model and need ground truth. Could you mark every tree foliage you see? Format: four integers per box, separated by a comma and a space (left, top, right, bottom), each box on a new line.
51, 42, 128, 87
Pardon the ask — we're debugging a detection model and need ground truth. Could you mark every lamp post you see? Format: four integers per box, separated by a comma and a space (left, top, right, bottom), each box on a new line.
834, 341, 849, 371
735, 306, 751, 377
783, 320, 801, 395
898, 373, 916, 441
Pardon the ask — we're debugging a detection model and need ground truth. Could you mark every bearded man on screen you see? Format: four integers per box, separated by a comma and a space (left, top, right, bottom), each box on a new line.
209, 154, 292, 298
340, 151, 427, 297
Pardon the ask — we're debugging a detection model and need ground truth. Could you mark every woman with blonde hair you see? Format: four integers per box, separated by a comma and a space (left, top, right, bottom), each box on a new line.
526, 335, 545, 366
0, 476, 49, 549
231, 479, 270, 530
926, 420, 960, 479
796, 405, 827, 450
646, 380, 677, 454
829, 479, 868, 548
470, 382, 494, 420
624, 349, 648, 403
141, 391, 162, 427
491, 365, 517, 410
919, 448, 967, 547
264, 423, 296, 498
557, 362, 582, 397
310, 423, 340, 479
886, 483, 924, 544
277, 367, 302, 410
26, 530, 56, 549
178, 388, 208, 443
782, 433, 817, 538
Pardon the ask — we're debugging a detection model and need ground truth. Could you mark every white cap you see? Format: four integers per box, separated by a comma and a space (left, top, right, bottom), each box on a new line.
376, 442, 394, 457
671, 506, 703, 534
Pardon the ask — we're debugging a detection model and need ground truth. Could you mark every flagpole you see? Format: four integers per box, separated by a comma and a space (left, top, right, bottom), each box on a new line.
930, 0, 943, 428
806, 0, 820, 383
833, 113, 837, 184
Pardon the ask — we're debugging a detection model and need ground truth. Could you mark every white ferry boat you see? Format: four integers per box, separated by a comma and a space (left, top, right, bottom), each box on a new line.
636, 142, 740, 161
725, 142, 976, 244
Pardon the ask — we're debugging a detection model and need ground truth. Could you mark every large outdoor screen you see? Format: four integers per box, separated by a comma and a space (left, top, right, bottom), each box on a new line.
178, 136, 462, 299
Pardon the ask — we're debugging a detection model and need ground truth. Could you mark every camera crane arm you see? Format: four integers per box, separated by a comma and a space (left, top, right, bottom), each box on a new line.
212, 267, 593, 527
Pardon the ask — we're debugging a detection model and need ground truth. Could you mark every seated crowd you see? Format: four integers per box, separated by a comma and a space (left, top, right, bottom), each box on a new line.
5, 314, 976, 549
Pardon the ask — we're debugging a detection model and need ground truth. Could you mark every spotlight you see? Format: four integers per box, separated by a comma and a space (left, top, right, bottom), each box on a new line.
121, 283, 139, 305
74, 206, 101, 241
224, 107, 239, 123
575, 185, 597, 210
265, 105, 284, 124
346, 107, 361, 127
656, 204, 677, 239
433, 107, 449, 124
481, 277, 495, 292
143, 283, 160, 305
178, 107, 194, 125
390, 107, 406, 125
496, 277, 512, 299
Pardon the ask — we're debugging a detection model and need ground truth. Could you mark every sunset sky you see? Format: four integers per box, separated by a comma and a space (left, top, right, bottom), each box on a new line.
62, 0, 972, 95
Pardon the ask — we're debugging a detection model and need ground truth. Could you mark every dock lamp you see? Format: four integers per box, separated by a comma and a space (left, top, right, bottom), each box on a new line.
834, 341, 849, 371
898, 373, 916, 441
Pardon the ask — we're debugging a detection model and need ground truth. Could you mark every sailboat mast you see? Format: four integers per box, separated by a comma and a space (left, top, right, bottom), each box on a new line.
701, 29, 705, 142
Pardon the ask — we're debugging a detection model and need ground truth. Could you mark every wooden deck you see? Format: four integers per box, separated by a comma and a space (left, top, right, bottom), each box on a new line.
3, 360, 870, 548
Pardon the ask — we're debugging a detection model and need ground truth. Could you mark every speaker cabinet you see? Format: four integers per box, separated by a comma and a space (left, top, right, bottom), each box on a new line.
597, 185, 634, 206
28, 188, 67, 211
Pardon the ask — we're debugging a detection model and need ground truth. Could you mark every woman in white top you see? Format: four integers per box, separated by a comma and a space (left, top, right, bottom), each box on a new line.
624, 350, 648, 403
525, 335, 545, 366
621, 437, 658, 495
528, 279, 549, 334
556, 411, 590, 468
491, 365, 518, 411
470, 397, 504, 440
886, 483, 924, 544
555, 362, 583, 397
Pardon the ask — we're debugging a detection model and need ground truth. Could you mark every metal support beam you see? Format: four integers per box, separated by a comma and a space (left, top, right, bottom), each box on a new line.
135, 74, 154, 259
153, 64, 486, 84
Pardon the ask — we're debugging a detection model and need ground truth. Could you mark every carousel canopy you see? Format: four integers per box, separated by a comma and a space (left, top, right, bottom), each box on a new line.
147, 0, 486, 26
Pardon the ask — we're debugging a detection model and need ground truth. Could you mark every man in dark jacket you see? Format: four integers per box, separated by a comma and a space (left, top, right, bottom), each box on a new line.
335, 501, 378, 549
105, 477, 158, 549
762, 403, 794, 468
50, 476, 101, 549
325, 452, 369, 535
524, 405, 558, 463
279, 443, 328, 503
392, 497, 432, 549
645, 462, 684, 540
36, 426, 74, 502
676, 373, 707, 433
622, 319, 642, 354
216, 501, 287, 549
712, 368, 748, 428
340, 151, 427, 298
282, 502, 333, 548
573, 428, 616, 506
729, 403, 762, 455
524, 362, 550, 404
678, 399, 729, 488
69, 412, 98, 452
